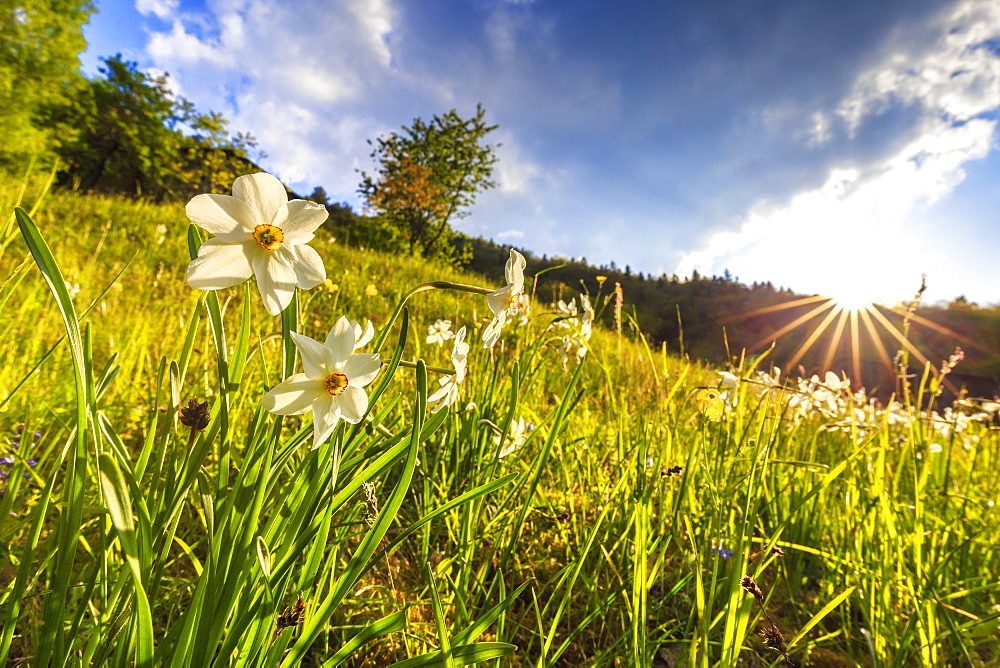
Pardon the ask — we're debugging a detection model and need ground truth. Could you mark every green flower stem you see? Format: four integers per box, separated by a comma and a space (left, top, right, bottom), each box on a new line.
372, 280, 494, 353
390, 359, 455, 376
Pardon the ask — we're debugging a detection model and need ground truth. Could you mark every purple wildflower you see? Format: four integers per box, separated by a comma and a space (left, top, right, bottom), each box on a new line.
710, 541, 734, 559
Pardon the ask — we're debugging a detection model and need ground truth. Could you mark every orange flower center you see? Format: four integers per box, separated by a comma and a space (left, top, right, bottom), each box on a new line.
252, 224, 284, 251
507, 291, 523, 314
324, 373, 349, 396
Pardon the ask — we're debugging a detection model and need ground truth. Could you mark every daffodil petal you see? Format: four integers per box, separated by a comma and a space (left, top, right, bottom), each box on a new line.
486, 286, 511, 316
353, 320, 374, 349
233, 173, 289, 229
482, 313, 505, 348
291, 332, 337, 380
428, 382, 458, 413
277, 200, 328, 244
311, 394, 341, 448
253, 247, 297, 316
342, 353, 381, 388
505, 249, 526, 291
261, 373, 320, 415
337, 385, 369, 424
185, 194, 256, 240
325, 316, 356, 363
186, 238, 255, 289
291, 244, 326, 289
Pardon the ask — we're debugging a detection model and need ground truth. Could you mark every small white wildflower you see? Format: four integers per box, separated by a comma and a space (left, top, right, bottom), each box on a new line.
427, 326, 469, 413
426, 319, 455, 346
495, 417, 527, 458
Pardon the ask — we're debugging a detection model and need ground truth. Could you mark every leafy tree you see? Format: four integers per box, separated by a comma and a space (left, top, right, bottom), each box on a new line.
0, 0, 94, 170
359, 104, 498, 259
53, 54, 258, 199
55, 55, 183, 195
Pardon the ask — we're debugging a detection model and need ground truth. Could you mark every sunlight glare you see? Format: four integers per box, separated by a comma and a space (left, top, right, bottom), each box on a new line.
823, 276, 881, 312
828, 290, 874, 312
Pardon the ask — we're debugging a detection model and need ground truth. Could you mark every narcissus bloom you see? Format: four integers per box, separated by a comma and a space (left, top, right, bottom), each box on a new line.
426, 319, 455, 346
261, 317, 381, 448
186, 172, 328, 316
483, 249, 526, 348
428, 326, 469, 413
495, 417, 528, 458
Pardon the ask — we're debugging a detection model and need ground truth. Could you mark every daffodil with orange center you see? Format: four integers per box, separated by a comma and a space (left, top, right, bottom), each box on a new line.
185, 172, 328, 316
261, 316, 381, 448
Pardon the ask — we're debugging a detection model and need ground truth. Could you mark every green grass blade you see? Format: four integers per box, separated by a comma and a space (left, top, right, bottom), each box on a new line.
322, 609, 409, 667
98, 453, 155, 666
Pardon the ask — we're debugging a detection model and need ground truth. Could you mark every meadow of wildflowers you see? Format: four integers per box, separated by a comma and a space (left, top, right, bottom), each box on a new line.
0, 171, 998, 666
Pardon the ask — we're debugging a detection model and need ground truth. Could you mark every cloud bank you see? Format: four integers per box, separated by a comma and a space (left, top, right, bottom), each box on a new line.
675, 0, 1000, 303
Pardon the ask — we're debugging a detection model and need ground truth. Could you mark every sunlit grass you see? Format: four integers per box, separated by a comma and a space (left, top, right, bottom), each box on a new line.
0, 171, 998, 666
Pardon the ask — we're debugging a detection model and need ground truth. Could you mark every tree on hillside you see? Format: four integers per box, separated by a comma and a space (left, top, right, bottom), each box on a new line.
52, 55, 258, 199
54, 55, 180, 195
358, 104, 498, 259
0, 0, 94, 170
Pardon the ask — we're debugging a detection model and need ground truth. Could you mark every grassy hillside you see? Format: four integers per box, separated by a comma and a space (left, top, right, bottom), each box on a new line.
1, 173, 998, 666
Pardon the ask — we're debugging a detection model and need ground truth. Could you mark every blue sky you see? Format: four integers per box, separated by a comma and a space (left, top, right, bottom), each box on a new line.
81, 0, 1000, 305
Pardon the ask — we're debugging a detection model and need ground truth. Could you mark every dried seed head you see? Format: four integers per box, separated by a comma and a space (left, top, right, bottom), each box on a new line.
740, 575, 765, 604
613, 282, 624, 335
274, 596, 307, 636
761, 624, 787, 653
179, 398, 210, 431
749, 545, 787, 560
362, 481, 379, 526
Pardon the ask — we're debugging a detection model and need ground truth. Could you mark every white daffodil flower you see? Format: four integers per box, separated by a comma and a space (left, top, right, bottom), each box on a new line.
186, 172, 328, 316
557, 332, 589, 368
579, 293, 594, 339
554, 298, 577, 328
495, 417, 528, 459
426, 319, 455, 346
717, 371, 739, 388
483, 249, 527, 348
261, 316, 381, 448
428, 326, 470, 413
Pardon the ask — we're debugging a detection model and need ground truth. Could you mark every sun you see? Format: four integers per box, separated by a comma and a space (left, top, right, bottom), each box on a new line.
827, 291, 875, 313
822, 278, 882, 313
730, 285, 973, 394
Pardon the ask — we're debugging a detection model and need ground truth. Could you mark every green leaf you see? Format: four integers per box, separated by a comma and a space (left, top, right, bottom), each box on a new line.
389, 642, 518, 667
322, 610, 408, 667
98, 454, 155, 666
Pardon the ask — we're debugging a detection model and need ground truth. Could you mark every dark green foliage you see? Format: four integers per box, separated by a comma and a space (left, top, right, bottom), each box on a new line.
52, 55, 182, 196
50, 55, 259, 200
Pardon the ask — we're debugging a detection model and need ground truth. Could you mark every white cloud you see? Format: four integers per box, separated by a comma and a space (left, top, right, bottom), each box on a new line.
347, 0, 395, 68
147, 19, 234, 68
136, 0, 407, 193
839, 0, 1000, 131
496, 229, 524, 240
493, 133, 543, 194
675, 0, 1000, 303
136, 0, 178, 20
